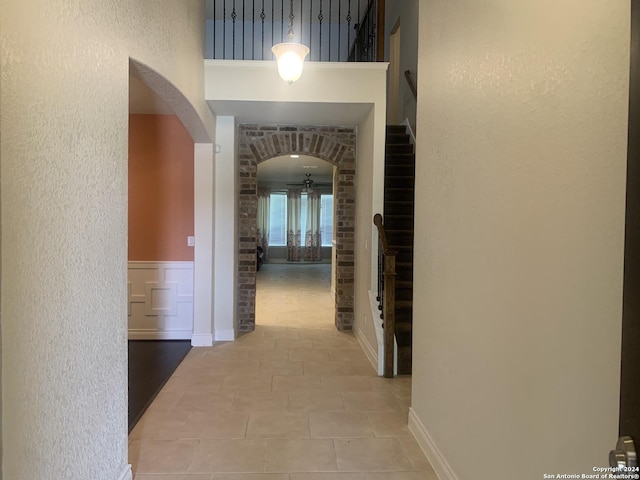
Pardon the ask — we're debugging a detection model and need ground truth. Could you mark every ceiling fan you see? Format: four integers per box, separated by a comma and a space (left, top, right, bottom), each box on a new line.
286, 173, 332, 191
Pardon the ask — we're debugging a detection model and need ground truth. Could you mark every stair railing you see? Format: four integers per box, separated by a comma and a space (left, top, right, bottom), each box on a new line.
373, 213, 396, 378
404, 69, 417, 100
347, 0, 382, 62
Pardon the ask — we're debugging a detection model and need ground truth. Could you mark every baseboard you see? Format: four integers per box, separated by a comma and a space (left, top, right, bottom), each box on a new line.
191, 333, 214, 347
408, 408, 459, 480
353, 323, 378, 374
128, 331, 192, 340
214, 328, 235, 342
117, 464, 132, 480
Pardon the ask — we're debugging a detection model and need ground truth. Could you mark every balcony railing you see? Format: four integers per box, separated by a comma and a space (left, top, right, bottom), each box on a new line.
205, 0, 382, 62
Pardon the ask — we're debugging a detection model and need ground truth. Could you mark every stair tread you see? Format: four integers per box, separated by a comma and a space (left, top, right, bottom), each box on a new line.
385, 124, 414, 376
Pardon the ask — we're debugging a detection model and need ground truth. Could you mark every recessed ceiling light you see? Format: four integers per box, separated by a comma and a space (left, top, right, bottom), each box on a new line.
290, 154, 300, 158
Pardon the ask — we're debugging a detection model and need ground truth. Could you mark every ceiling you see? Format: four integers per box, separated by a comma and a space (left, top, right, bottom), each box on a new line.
257, 154, 334, 190
130, 76, 367, 185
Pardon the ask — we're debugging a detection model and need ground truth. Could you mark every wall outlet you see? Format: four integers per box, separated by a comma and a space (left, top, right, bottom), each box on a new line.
187, 236, 195, 247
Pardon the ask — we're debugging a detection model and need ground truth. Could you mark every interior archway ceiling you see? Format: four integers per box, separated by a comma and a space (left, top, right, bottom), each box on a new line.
258, 154, 334, 187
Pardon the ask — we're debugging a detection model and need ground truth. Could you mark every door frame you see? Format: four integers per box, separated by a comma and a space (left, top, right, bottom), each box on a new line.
619, 0, 640, 440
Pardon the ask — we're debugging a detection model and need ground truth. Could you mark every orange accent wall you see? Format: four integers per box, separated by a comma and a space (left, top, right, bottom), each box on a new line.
128, 114, 194, 261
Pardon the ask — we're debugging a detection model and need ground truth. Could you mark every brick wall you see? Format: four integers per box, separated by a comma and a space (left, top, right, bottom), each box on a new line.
237, 124, 357, 331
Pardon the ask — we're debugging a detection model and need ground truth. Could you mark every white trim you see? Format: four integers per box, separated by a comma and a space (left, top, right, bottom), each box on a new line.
205, 59, 389, 71
214, 328, 235, 342
353, 322, 378, 374
408, 408, 459, 480
191, 333, 214, 347
128, 330, 192, 340
128, 261, 194, 340
117, 464, 132, 480
194, 143, 215, 349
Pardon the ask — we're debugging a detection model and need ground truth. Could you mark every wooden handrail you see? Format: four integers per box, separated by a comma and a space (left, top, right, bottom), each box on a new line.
404, 70, 417, 100
373, 213, 392, 254
373, 213, 397, 378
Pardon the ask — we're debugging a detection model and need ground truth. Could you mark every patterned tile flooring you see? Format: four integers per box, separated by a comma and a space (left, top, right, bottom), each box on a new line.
129, 263, 436, 479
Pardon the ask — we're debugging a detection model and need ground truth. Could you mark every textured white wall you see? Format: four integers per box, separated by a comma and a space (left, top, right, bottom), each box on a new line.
385, 0, 418, 128
0, 1, 213, 478
354, 106, 380, 365
411, 1, 629, 479
214, 116, 237, 340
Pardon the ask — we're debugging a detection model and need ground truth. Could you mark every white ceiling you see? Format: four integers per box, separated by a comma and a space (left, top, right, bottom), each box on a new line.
130, 76, 367, 185
257, 154, 334, 189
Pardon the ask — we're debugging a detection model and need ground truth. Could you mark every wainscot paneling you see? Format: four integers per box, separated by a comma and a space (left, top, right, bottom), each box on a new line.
128, 261, 194, 339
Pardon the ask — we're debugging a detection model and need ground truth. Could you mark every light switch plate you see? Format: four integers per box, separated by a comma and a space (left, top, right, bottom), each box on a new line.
187, 236, 195, 247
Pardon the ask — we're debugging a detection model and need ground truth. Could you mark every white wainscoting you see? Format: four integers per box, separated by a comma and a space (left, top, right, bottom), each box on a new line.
128, 261, 194, 339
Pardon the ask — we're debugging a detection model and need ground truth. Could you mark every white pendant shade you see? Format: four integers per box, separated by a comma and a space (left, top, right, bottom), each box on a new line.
272, 42, 310, 84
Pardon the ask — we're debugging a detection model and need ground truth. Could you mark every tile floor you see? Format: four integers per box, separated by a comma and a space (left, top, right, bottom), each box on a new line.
129, 263, 436, 480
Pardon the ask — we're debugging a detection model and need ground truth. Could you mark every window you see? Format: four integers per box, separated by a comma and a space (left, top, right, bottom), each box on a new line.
300, 194, 308, 245
320, 194, 333, 246
268, 192, 334, 247
269, 193, 287, 246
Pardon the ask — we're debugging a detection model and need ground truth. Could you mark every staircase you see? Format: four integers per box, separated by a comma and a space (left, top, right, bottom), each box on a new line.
383, 125, 415, 375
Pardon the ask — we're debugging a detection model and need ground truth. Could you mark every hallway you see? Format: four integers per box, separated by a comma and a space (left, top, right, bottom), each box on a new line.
129, 263, 435, 479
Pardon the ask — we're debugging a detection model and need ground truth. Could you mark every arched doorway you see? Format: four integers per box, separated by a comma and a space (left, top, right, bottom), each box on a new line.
236, 125, 357, 332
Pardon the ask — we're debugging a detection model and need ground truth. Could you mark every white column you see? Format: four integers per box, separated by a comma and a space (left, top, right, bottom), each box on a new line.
192, 142, 215, 346
214, 116, 238, 341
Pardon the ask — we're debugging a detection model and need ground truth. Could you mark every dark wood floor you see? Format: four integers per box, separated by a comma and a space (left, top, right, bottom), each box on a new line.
128, 340, 192, 432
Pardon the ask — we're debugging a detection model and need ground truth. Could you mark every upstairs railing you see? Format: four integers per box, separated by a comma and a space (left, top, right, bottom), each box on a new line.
373, 213, 396, 378
205, 0, 383, 62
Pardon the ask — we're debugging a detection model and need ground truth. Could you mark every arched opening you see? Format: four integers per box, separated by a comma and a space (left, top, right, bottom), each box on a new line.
236, 125, 357, 332
127, 59, 214, 430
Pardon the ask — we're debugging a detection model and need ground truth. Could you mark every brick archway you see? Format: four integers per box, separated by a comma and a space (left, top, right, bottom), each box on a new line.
237, 125, 357, 332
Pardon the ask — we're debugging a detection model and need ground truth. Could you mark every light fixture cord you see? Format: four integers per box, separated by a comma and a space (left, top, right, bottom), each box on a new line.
288, 0, 295, 41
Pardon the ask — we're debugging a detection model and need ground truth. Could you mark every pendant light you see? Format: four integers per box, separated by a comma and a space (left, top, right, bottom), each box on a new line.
271, 0, 309, 84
